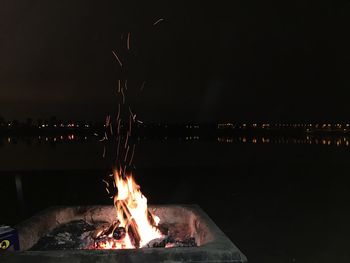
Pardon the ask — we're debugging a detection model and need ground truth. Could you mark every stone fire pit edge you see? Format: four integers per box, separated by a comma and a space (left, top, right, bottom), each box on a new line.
0, 205, 248, 263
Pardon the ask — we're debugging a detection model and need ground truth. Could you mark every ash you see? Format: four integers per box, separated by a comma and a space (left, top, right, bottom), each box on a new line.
30, 220, 197, 250
30, 220, 95, 250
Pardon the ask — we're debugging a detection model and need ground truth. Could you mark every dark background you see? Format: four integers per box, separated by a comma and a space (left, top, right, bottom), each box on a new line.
1, 1, 349, 122
1, 1, 350, 263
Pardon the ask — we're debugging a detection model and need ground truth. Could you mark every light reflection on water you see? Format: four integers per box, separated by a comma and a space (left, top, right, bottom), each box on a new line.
0, 135, 90, 148
217, 135, 350, 147
2, 134, 350, 147
1, 133, 350, 171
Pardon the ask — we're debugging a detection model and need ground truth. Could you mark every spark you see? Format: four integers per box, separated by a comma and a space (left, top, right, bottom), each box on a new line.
102, 145, 106, 158
128, 144, 136, 166
125, 79, 128, 90
102, 179, 110, 187
106, 188, 110, 194
121, 88, 125, 104
140, 81, 146, 91
117, 118, 121, 134
99, 137, 106, 142
116, 103, 121, 122
153, 18, 164, 26
112, 50, 123, 67
124, 133, 129, 149
106, 115, 110, 127
123, 165, 127, 177
124, 145, 130, 162
116, 136, 121, 156
128, 106, 134, 118
127, 32, 131, 50
128, 115, 132, 135
119, 165, 124, 178
118, 80, 121, 93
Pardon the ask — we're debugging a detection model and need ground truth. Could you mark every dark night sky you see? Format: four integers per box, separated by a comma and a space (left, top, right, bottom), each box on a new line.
0, 1, 349, 122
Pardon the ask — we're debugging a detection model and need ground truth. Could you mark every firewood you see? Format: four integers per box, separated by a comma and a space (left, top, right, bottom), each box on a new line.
147, 210, 156, 226
104, 220, 120, 237
116, 200, 141, 248
127, 219, 141, 248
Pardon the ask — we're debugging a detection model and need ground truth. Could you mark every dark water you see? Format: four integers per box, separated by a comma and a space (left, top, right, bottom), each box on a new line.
1, 134, 350, 263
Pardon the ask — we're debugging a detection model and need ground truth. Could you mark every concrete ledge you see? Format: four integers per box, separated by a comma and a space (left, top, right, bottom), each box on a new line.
1, 205, 248, 263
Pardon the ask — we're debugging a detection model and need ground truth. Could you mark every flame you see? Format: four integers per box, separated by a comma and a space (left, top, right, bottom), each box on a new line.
95, 170, 162, 249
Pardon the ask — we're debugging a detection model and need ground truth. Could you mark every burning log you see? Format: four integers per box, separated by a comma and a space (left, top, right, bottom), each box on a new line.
97, 220, 119, 238
116, 200, 141, 248
127, 220, 141, 248
147, 210, 157, 227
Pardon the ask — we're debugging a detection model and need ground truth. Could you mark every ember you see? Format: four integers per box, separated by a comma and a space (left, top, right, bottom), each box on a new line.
30, 218, 197, 250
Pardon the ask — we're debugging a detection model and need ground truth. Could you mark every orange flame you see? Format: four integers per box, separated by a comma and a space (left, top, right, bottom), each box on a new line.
96, 170, 162, 249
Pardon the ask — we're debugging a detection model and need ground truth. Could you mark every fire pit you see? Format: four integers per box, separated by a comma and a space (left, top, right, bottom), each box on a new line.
1, 205, 247, 262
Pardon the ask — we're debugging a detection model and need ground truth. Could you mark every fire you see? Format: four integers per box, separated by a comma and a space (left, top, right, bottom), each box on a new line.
94, 25, 166, 249
94, 170, 162, 249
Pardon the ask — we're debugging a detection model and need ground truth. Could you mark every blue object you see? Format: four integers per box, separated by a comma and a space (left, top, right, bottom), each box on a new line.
0, 226, 20, 251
